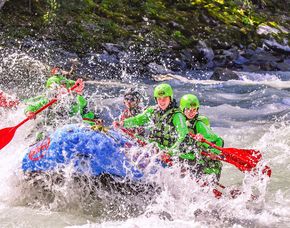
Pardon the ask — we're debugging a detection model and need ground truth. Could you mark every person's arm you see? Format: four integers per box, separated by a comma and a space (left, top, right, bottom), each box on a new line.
195, 121, 224, 153
123, 107, 154, 128
24, 95, 49, 114
65, 79, 76, 89
168, 112, 189, 153
71, 95, 97, 125
71, 95, 87, 116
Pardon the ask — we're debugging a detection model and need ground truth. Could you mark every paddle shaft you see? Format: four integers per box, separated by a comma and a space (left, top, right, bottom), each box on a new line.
120, 127, 226, 198
189, 132, 256, 167
0, 83, 79, 151
189, 132, 260, 160
15, 83, 79, 129
15, 99, 57, 129
188, 132, 224, 151
120, 127, 270, 197
120, 129, 261, 171
120, 128, 147, 146
189, 132, 272, 177
121, 128, 240, 165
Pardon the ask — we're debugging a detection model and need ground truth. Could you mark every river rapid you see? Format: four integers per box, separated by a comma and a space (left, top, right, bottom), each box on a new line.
0, 69, 290, 228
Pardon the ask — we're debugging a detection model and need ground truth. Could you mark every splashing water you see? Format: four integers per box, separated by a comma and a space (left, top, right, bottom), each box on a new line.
0, 50, 290, 227
0, 51, 47, 97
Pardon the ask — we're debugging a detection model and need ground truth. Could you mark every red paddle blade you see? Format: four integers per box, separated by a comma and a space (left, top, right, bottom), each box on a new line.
211, 148, 271, 177
0, 126, 17, 150
0, 81, 80, 151
201, 150, 255, 172
189, 133, 262, 169
221, 148, 262, 167
225, 148, 261, 162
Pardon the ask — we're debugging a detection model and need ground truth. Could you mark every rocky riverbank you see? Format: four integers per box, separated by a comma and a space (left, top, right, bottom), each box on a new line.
0, 0, 290, 84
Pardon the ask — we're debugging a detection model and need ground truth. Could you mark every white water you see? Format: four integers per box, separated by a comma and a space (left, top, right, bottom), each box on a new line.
1, 68, 290, 227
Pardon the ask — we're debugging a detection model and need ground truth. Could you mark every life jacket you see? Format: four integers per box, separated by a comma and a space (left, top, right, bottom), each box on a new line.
187, 115, 210, 134
70, 95, 88, 116
179, 115, 210, 154
148, 104, 180, 148
184, 115, 222, 178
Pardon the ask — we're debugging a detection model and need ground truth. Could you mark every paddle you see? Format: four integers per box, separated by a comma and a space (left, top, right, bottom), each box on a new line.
120, 127, 271, 200
120, 128, 271, 176
120, 128, 147, 147
0, 81, 81, 150
189, 132, 271, 177
119, 127, 227, 198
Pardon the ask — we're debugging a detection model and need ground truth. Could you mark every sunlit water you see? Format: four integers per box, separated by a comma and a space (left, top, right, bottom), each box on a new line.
0, 54, 290, 228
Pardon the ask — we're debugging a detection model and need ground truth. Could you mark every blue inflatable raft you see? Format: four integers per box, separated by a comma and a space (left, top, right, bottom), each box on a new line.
22, 125, 145, 180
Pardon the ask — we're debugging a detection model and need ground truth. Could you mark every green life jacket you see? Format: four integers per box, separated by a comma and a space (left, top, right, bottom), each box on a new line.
148, 106, 180, 148
70, 95, 87, 116
71, 95, 96, 125
184, 115, 222, 177
178, 115, 210, 160
25, 93, 95, 125
187, 115, 210, 133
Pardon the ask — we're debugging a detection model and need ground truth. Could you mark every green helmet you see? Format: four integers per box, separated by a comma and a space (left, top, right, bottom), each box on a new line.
180, 94, 200, 112
46, 76, 75, 89
153, 83, 173, 100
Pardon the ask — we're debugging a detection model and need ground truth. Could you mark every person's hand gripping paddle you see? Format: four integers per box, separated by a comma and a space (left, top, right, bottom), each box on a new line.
0, 79, 83, 150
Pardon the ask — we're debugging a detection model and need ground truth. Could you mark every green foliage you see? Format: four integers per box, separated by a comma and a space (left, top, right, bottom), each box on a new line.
84, 0, 96, 9
100, 0, 123, 11
268, 21, 278, 28
242, 16, 254, 26
101, 20, 128, 37
1, 0, 290, 54
43, 0, 59, 24
214, 0, 224, 4
144, 0, 166, 19
172, 30, 192, 47
190, 0, 265, 31
173, 30, 182, 39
